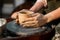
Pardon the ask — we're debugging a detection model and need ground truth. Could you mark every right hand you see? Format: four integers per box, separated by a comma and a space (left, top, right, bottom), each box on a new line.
20, 13, 48, 27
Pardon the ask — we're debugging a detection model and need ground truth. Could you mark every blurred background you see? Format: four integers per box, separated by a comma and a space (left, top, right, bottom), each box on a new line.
0, 0, 36, 18
0, 0, 14, 18
0, 0, 22, 18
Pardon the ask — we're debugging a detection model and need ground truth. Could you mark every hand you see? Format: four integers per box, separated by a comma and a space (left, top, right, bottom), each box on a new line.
17, 9, 34, 24
11, 9, 47, 28
20, 13, 47, 28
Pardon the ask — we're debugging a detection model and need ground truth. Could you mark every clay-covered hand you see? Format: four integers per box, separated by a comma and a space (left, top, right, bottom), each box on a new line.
21, 13, 47, 28
17, 9, 34, 24
18, 9, 47, 28
11, 9, 47, 28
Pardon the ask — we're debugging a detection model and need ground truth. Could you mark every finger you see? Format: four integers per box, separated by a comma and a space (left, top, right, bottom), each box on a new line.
22, 21, 38, 26
23, 21, 38, 24
11, 12, 18, 19
22, 17, 34, 23
15, 19, 19, 23
35, 13, 43, 17
22, 21, 39, 27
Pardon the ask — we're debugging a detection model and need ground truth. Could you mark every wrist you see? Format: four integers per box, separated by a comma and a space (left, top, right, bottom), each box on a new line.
43, 15, 48, 23
44, 14, 50, 23
44, 7, 60, 23
30, 0, 44, 12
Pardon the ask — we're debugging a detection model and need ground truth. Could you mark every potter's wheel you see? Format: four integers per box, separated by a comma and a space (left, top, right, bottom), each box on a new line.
5, 21, 52, 36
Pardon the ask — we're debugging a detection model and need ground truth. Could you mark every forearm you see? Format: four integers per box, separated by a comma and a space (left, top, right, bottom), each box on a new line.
44, 7, 60, 23
30, 0, 44, 12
